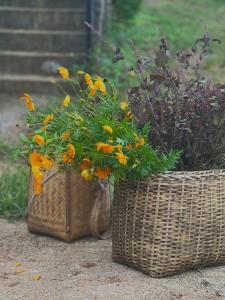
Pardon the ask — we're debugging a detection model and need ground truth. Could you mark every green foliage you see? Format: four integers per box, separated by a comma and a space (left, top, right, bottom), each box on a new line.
113, 0, 143, 22
0, 166, 29, 218
21, 73, 179, 187
128, 32, 225, 171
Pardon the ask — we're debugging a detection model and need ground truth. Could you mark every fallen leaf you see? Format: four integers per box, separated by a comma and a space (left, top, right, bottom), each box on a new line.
15, 262, 22, 267
15, 269, 26, 274
33, 275, 41, 281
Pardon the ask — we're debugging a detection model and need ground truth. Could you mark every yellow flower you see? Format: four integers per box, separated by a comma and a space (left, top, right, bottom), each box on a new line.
81, 169, 93, 181
34, 135, 45, 146
89, 84, 96, 97
85, 73, 93, 86
20, 93, 35, 112
96, 142, 114, 154
102, 125, 113, 134
108, 138, 113, 144
58, 67, 69, 80
136, 137, 145, 147
116, 152, 128, 165
120, 101, 129, 110
95, 167, 111, 179
63, 95, 70, 107
115, 144, 123, 153
43, 113, 54, 126
77, 70, 85, 75
80, 158, 92, 171
61, 131, 71, 141
94, 78, 106, 95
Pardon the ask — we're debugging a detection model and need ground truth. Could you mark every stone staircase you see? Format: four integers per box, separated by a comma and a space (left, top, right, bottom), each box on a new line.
0, 0, 88, 93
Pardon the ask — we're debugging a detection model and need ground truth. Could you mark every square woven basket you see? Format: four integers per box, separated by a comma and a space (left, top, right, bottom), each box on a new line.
112, 170, 225, 277
27, 170, 110, 242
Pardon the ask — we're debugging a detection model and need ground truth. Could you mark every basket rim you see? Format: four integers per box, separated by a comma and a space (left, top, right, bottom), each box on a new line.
123, 168, 225, 183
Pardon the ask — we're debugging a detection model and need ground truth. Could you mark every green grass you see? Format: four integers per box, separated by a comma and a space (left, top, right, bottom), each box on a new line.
95, 0, 225, 91
0, 140, 29, 218
0, 166, 29, 218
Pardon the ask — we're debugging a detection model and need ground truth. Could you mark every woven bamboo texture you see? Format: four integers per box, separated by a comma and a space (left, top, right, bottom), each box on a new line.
112, 170, 225, 277
28, 171, 110, 242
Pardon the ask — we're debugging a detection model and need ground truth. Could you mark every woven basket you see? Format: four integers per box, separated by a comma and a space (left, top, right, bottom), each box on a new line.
112, 169, 225, 277
27, 170, 110, 242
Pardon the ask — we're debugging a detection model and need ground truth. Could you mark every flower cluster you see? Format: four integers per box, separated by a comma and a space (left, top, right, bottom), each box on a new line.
20, 68, 179, 195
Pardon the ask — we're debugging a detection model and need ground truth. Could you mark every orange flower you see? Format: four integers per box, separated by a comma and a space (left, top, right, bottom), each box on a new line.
63, 144, 75, 164
34, 135, 45, 146
80, 158, 92, 170
33, 181, 43, 195
95, 167, 111, 179
102, 125, 113, 134
116, 152, 128, 165
67, 143, 75, 158
20, 93, 35, 112
61, 131, 71, 141
29, 151, 43, 168
96, 142, 114, 153
31, 166, 44, 195
126, 144, 133, 150
63, 95, 70, 107
43, 113, 54, 126
41, 155, 54, 169
63, 153, 72, 164
58, 67, 69, 80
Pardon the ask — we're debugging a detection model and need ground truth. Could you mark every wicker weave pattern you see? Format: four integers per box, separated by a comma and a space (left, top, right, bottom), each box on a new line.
112, 170, 225, 277
28, 171, 110, 241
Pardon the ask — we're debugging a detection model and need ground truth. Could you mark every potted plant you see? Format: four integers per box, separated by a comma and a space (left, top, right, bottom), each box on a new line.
112, 33, 225, 276
20, 69, 178, 242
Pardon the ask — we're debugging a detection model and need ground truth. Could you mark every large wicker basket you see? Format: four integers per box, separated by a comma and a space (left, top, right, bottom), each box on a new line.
27, 170, 110, 242
112, 170, 225, 277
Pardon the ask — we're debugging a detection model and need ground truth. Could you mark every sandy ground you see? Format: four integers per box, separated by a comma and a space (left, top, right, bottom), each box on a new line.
1, 218, 225, 300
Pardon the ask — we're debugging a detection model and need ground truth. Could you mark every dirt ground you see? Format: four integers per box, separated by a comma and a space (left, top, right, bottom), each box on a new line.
1, 218, 225, 300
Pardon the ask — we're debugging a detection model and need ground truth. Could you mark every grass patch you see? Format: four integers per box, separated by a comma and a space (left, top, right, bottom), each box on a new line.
0, 165, 29, 218
0, 140, 28, 218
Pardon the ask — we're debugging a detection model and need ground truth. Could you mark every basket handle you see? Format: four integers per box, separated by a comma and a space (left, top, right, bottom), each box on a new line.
89, 180, 111, 239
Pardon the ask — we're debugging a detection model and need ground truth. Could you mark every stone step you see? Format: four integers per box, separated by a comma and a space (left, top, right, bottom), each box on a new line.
0, 74, 72, 94
0, 29, 86, 52
0, 0, 85, 8
0, 7, 86, 31
0, 51, 86, 75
